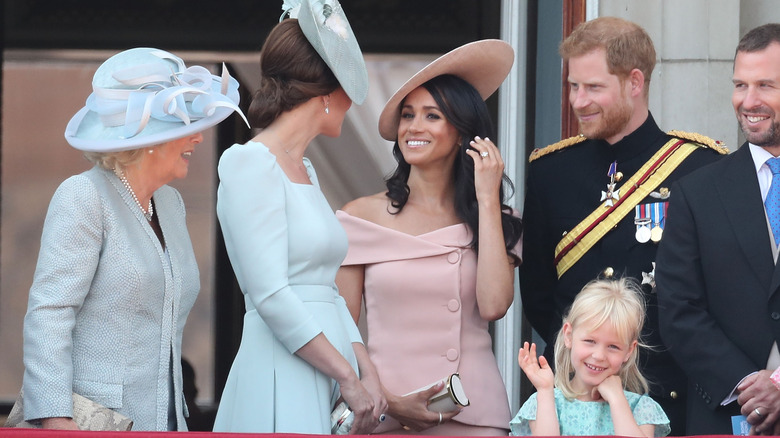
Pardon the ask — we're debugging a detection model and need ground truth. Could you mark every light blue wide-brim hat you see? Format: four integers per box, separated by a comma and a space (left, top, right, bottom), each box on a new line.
378, 40, 515, 141
65, 47, 249, 152
281, 0, 369, 104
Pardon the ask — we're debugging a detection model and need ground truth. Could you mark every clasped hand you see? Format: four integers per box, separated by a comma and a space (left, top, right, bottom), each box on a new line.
387, 381, 460, 431
738, 370, 780, 435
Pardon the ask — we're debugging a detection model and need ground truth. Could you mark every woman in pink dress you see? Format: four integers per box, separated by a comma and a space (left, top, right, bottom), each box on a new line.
336, 40, 523, 436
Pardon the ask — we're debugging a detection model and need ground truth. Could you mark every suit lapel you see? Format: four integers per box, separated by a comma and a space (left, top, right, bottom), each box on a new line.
717, 144, 776, 294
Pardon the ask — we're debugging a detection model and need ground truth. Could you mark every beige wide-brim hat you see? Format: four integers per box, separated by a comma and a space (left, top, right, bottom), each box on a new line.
378, 39, 515, 141
65, 47, 248, 152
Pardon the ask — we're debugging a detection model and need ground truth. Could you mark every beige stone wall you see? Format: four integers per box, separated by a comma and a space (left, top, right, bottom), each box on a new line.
598, 0, 741, 150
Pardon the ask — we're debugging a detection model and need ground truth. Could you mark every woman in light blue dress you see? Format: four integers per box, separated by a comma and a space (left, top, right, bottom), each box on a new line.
212, 0, 386, 434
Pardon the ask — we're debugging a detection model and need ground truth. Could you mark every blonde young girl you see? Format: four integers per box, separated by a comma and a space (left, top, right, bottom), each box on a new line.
509, 278, 670, 437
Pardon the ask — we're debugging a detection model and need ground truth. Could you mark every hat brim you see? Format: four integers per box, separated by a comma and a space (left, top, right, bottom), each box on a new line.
63, 47, 246, 153
378, 40, 514, 141
65, 104, 236, 152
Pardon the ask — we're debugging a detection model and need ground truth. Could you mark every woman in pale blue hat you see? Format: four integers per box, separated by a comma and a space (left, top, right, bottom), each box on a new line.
212, 0, 386, 434
21, 47, 246, 431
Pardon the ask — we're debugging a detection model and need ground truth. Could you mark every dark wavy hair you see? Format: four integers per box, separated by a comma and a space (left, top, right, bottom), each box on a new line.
385, 74, 523, 262
248, 19, 340, 129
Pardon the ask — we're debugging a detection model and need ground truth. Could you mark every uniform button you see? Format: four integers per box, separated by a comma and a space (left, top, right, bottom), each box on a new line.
446, 349, 459, 361
447, 299, 460, 312
670, 391, 678, 400
772, 312, 780, 321
447, 252, 460, 264
603, 267, 614, 278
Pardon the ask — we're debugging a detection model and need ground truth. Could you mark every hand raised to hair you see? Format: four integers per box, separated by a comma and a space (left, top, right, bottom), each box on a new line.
518, 342, 554, 391
466, 136, 504, 206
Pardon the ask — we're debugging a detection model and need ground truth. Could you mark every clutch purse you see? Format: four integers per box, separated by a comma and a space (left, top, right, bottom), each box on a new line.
5, 389, 134, 431
407, 373, 470, 412
332, 374, 469, 434
330, 401, 354, 435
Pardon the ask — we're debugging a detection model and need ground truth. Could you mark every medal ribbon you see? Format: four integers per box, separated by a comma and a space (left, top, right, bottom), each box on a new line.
554, 139, 698, 278
635, 204, 650, 227
654, 201, 665, 228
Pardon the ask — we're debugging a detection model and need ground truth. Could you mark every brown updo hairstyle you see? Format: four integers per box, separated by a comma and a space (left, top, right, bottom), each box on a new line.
248, 19, 341, 129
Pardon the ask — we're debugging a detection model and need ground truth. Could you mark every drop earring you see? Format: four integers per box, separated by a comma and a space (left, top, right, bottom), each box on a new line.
324, 96, 330, 114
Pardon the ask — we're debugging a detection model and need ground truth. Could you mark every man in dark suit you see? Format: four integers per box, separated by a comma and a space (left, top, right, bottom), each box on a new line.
519, 16, 726, 436
656, 23, 780, 435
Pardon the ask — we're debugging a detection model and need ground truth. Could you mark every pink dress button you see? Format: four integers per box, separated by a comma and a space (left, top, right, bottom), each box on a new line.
447, 251, 460, 264
447, 299, 460, 312
446, 348, 459, 361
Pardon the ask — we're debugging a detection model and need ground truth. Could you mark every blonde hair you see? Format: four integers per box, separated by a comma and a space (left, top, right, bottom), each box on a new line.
83, 148, 147, 171
553, 277, 649, 400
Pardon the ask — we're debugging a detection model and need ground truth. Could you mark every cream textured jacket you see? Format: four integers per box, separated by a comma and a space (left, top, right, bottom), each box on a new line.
22, 166, 199, 431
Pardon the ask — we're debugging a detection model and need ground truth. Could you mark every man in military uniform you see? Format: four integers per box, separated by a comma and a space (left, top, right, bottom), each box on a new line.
518, 17, 726, 435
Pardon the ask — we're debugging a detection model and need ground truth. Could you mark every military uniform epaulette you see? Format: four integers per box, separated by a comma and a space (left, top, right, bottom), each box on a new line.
667, 130, 729, 155
528, 134, 587, 163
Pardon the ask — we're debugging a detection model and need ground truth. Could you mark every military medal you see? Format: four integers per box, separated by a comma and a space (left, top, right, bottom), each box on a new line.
650, 187, 670, 200
650, 226, 663, 242
636, 223, 651, 243
600, 161, 620, 207
642, 262, 656, 289
634, 204, 651, 243
650, 202, 665, 243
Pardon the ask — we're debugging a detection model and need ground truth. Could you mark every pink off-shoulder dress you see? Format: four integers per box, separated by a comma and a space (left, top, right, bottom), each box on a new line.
337, 210, 520, 435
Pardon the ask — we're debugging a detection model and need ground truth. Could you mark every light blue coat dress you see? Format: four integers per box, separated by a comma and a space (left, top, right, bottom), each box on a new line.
22, 166, 199, 431
213, 142, 362, 433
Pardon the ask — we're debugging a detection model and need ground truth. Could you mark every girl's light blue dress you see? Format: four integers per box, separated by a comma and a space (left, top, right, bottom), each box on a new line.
212, 142, 362, 433
510, 388, 670, 437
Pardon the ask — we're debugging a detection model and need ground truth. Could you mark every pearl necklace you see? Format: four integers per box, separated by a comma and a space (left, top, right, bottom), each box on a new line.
114, 168, 153, 221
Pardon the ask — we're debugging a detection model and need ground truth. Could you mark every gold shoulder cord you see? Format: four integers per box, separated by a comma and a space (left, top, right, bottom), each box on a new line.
667, 130, 728, 155
529, 134, 587, 162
